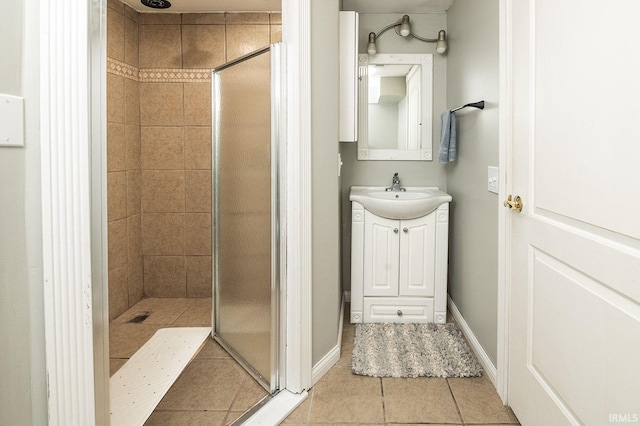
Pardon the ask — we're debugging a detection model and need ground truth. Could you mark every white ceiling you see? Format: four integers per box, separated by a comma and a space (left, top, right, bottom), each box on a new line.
342, 0, 455, 14
121, 0, 281, 13
121, 0, 453, 14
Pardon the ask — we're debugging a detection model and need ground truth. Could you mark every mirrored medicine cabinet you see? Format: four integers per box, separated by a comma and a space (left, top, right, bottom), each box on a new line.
357, 53, 433, 161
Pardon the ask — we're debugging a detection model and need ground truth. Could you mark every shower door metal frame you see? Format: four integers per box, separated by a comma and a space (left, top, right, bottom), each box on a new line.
211, 43, 284, 394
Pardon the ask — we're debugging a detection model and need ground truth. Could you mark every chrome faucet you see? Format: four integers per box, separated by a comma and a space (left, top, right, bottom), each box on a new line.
386, 172, 406, 192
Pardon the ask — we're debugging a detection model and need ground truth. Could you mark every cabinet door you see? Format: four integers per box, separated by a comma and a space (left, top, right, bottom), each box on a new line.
339, 11, 358, 142
363, 211, 399, 296
399, 214, 436, 296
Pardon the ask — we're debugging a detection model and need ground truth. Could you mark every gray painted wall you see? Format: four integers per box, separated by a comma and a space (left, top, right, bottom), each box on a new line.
0, 2, 23, 95
0, 0, 48, 424
311, 0, 342, 365
339, 13, 448, 291
445, 0, 500, 364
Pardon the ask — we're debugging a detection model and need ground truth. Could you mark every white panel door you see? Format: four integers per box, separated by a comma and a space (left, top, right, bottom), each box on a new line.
399, 214, 435, 297
363, 211, 399, 296
506, 1, 640, 425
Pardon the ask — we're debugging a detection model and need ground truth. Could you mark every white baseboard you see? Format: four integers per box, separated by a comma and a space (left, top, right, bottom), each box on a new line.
447, 295, 497, 387
337, 293, 345, 350
311, 343, 340, 386
311, 295, 344, 386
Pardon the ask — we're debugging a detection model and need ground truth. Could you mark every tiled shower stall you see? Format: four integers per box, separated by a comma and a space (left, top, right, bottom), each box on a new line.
106, 0, 282, 320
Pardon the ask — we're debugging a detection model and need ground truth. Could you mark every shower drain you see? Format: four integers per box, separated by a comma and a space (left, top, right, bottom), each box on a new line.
127, 311, 151, 323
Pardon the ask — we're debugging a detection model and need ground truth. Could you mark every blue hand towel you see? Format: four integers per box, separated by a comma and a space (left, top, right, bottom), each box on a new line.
438, 110, 457, 164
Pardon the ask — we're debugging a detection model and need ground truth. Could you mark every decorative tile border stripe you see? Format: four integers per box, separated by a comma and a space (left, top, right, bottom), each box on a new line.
107, 58, 139, 81
107, 58, 211, 83
139, 68, 211, 83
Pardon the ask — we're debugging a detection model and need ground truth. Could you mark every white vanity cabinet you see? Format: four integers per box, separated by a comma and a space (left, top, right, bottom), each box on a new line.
363, 211, 436, 297
350, 190, 450, 324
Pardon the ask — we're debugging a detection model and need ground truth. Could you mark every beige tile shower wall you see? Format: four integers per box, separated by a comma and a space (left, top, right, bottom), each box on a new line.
107, 0, 143, 320
139, 12, 281, 298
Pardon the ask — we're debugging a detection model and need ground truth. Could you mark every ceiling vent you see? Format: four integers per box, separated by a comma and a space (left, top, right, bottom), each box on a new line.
141, 0, 171, 9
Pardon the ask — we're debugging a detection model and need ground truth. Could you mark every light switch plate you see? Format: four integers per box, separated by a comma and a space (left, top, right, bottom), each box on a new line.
488, 166, 499, 194
0, 94, 25, 147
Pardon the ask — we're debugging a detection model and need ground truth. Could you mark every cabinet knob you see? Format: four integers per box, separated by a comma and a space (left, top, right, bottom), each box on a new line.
397, 310, 403, 316
393, 228, 399, 233
403, 227, 408, 233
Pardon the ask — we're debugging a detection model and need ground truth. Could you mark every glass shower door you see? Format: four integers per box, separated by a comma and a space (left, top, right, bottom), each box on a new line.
212, 44, 281, 393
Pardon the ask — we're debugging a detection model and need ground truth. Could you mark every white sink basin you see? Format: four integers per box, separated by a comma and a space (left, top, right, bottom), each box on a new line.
350, 186, 452, 219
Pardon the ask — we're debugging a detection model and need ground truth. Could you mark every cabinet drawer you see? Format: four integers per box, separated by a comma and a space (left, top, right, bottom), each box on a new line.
363, 297, 434, 323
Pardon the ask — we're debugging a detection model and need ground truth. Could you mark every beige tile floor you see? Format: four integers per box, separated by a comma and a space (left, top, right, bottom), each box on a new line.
111, 299, 520, 425
283, 305, 521, 425
110, 297, 268, 425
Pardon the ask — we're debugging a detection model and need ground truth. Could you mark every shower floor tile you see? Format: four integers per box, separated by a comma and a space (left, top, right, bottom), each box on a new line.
109, 323, 164, 358
111, 297, 195, 325
109, 297, 268, 425
155, 359, 248, 411
145, 410, 228, 426
172, 297, 212, 326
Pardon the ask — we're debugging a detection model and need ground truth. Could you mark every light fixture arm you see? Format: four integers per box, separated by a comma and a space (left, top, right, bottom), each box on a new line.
366, 15, 447, 55
409, 32, 438, 43
373, 20, 405, 40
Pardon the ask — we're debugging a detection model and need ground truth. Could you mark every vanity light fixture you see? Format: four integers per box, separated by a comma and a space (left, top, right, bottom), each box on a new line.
366, 15, 447, 55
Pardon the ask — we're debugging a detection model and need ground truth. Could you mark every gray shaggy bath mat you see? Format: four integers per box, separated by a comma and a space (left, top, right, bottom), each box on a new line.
352, 322, 483, 378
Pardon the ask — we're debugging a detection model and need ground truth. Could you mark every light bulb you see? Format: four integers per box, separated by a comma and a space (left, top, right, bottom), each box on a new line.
436, 30, 447, 54
399, 15, 411, 37
367, 32, 377, 55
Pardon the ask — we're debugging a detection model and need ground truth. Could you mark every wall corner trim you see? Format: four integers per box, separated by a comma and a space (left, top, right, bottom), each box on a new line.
40, 0, 97, 423
447, 295, 498, 387
282, 0, 313, 393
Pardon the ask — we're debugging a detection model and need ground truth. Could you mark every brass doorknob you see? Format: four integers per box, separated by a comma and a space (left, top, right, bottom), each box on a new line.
503, 195, 523, 213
